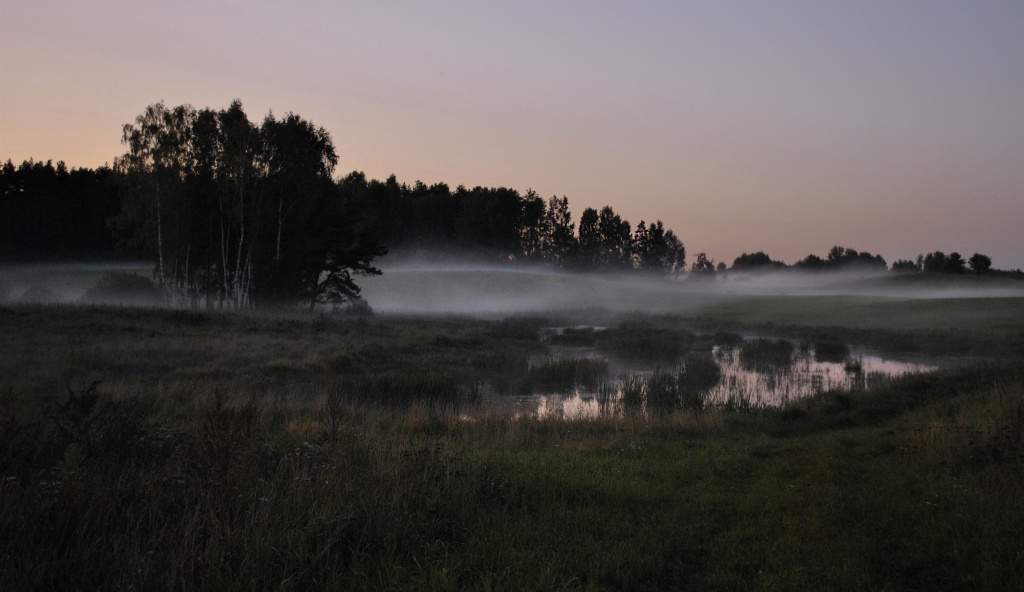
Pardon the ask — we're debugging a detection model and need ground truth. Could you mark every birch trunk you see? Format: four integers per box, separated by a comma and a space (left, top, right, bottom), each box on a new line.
155, 180, 167, 305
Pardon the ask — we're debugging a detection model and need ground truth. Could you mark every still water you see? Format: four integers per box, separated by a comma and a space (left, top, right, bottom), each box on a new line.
492, 341, 938, 419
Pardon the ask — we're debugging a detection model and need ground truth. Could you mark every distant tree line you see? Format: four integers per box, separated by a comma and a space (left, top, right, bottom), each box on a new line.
1, 101, 688, 310
0, 160, 120, 255
5, 100, 1021, 294
346, 175, 687, 273
891, 251, 984, 274
718, 247, 887, 273
728, 247, 1020, 278
796, 246, 888, 271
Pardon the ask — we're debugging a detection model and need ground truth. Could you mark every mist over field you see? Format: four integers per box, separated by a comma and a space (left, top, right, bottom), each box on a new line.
3, 257, 1024, 317
358, 257, 1024, 317
0, 261, 152, 304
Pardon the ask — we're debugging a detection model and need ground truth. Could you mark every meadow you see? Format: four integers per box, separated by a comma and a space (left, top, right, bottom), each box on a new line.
1, 267, 1023, 590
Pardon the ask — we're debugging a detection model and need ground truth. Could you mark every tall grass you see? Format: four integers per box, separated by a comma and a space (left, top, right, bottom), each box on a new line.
620, 354, 721, 418
4, 362, 1022, 590
2, 304, 1023, 589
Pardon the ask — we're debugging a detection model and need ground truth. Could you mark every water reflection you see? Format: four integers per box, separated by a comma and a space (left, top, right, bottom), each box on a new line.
501, 342, 936, 418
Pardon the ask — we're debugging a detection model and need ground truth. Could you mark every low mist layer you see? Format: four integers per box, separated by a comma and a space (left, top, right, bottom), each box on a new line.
359, 260, 1024, 317
3, 260, 1023, 321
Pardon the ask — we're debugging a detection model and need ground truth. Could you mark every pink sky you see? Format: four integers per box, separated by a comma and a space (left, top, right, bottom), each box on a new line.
3, 1, 1023, 268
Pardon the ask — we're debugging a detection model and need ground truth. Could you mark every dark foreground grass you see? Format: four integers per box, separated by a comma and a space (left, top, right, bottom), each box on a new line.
2, 305, 1023, 590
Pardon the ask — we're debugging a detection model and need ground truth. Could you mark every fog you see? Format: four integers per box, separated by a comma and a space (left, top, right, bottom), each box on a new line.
2, 258, 1022, 315
358, 257, 1024, 317
0, 261, 153, 304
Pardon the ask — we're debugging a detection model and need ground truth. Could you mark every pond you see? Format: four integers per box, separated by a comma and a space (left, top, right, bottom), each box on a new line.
485, 332, 944, 418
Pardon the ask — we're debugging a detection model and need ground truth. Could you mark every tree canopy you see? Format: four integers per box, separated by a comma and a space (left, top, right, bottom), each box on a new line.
112, 101, 385, 310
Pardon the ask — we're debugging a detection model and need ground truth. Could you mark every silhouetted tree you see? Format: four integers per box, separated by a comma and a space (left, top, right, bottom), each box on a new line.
945, 252, 967, 274
576, 207, 601, 269
542, 196, 576, 267
518, 189, 547, 262
691, 252, 716, 275
732, 251, 783, 270
922, 251, 948, 273
597, 206, 632, 270
795, 254, 824, 270
113, 100, 384, 310
890, 259, 920, 273
797, 246, 885, 270
968, 253, 992, 274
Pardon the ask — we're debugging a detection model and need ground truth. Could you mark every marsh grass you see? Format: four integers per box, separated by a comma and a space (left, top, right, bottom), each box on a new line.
596, 324, 695, 361
2, 304, 1023, 590
527, 357, 609, 391
739, 338, 795, 371
620, 355, 721, 418
544, 326, 598, 347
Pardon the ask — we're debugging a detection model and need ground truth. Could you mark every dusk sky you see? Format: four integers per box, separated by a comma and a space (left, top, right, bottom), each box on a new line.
3, 1, 1023, 268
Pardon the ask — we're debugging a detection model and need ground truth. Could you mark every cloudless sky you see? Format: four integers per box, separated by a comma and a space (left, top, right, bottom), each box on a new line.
3, 1, 1023, 268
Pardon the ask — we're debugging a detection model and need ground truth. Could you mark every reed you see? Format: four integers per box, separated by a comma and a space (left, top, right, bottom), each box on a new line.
739, 338, 795, 370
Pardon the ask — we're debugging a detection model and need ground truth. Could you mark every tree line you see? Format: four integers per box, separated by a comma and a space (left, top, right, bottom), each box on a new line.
0, 101, 687, 309
0, 160, 119, 255
344, 174, 687, 273
3, 100, 1021, 309
729, 248, 1020, 278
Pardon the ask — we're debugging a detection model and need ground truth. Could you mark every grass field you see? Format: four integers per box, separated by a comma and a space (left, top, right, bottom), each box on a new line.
2, 267, 1023, 590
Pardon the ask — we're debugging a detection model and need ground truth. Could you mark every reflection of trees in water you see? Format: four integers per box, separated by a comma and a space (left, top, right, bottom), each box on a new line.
517, 342, 935, 418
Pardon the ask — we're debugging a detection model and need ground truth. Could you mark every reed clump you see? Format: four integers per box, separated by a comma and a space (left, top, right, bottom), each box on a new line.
740, 338, 795, 370
596, 325, 695, 361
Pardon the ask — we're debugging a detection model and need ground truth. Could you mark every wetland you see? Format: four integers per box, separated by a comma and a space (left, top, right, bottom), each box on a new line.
1, 265, 1023, 590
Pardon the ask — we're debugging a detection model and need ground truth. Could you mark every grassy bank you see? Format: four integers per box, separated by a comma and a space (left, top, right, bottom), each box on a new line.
2, 304, 1023, 590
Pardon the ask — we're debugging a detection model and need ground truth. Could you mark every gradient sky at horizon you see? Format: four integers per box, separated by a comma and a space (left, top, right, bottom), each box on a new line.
3, 1, 1023, 268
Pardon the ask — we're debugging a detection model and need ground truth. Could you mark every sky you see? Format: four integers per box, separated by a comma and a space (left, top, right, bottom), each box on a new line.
2, 1, 1023, 268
